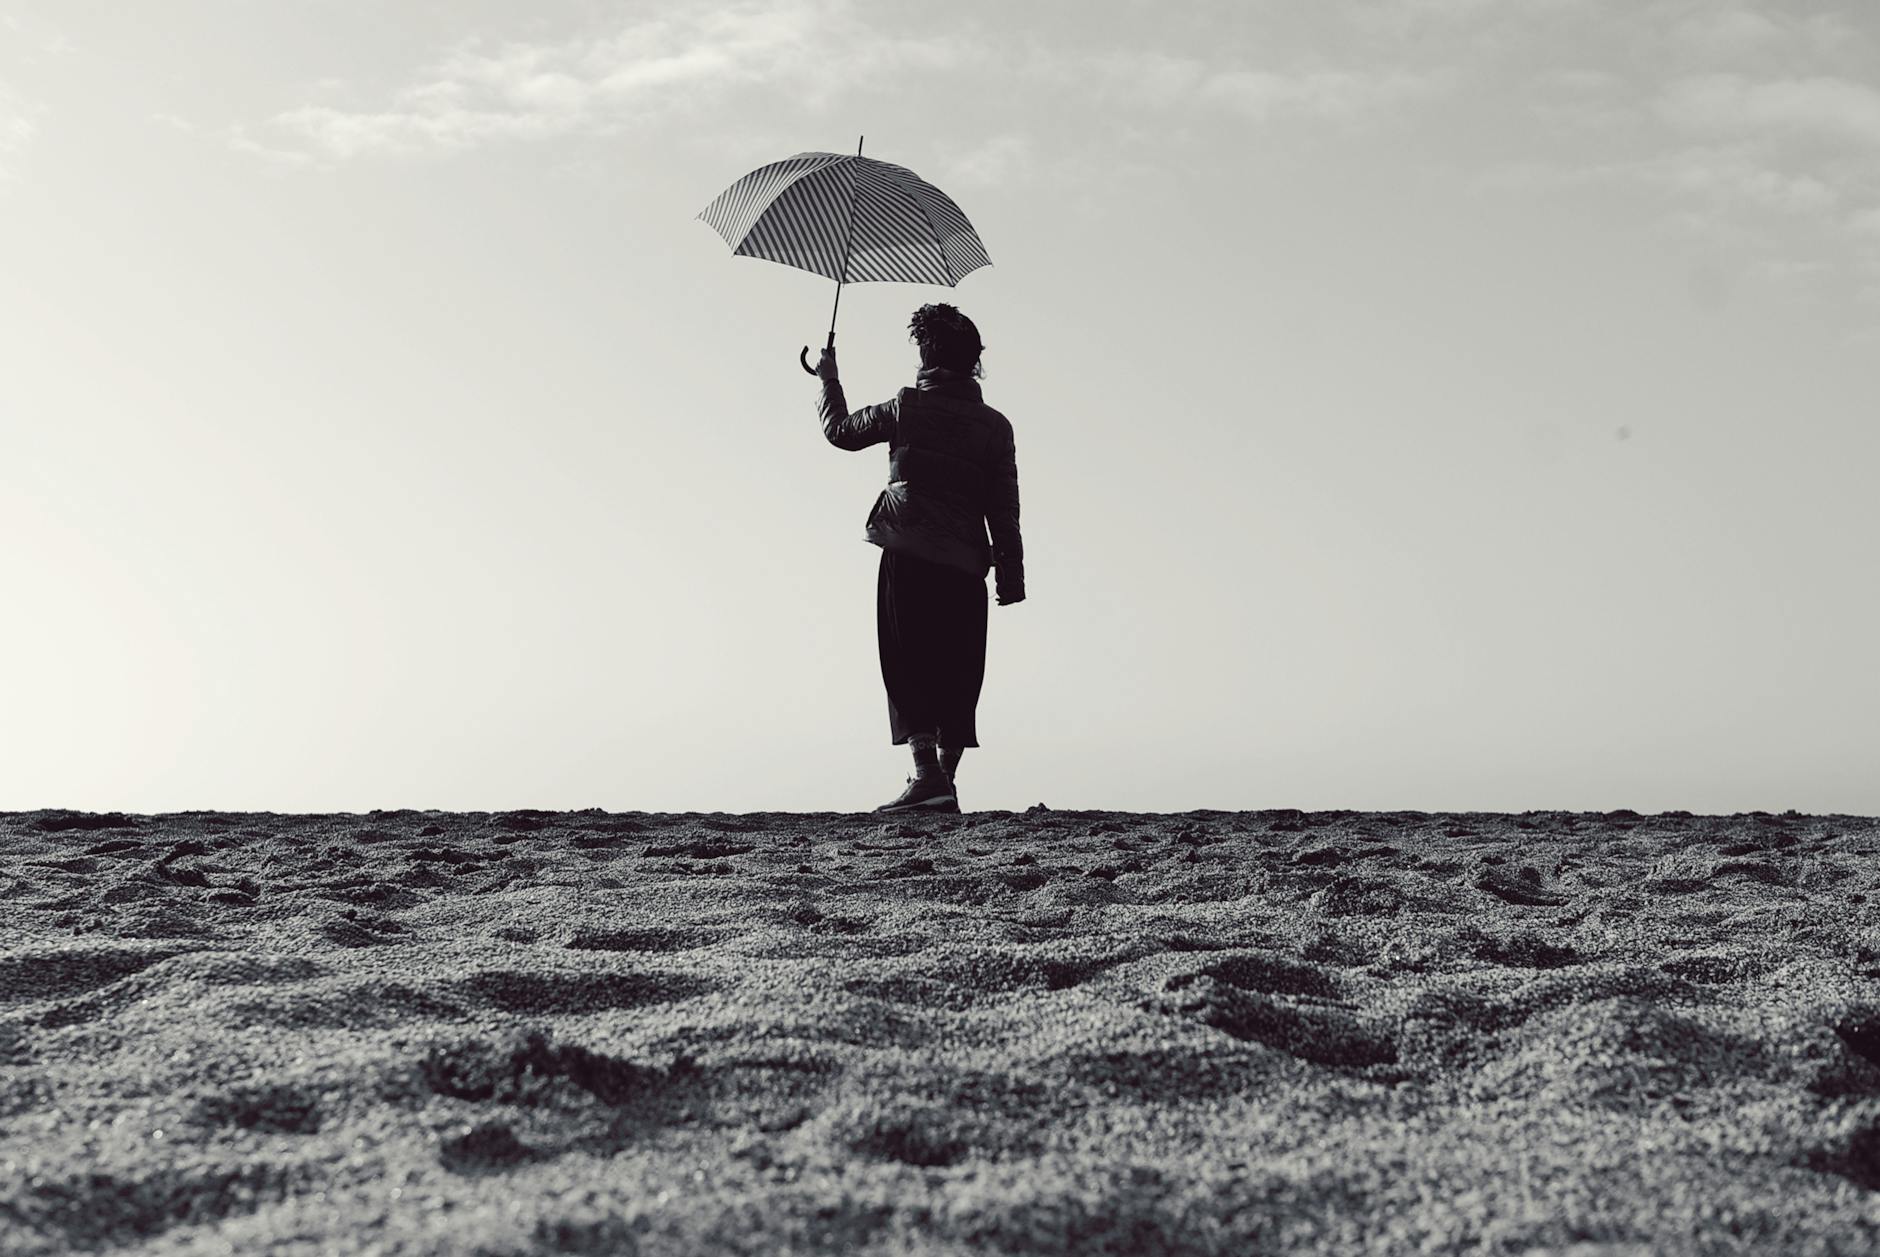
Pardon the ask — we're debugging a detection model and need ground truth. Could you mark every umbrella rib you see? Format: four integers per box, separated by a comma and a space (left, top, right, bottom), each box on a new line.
888, 169, 960, 287
916, 183, 992, 279
741, 159, 848, 281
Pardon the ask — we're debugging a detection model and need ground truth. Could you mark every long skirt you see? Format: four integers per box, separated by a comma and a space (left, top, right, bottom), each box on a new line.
876, 547, 988, 748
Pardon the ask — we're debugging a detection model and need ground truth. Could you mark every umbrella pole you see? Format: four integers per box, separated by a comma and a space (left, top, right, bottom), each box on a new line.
802, 135, 865, 374
825, 135, 865, 347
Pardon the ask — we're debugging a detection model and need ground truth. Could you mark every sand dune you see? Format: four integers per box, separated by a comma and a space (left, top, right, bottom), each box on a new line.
2, 806, 1877, 1255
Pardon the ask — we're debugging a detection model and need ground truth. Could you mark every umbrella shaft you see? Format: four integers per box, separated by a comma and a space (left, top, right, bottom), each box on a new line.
826, 135, 864, 346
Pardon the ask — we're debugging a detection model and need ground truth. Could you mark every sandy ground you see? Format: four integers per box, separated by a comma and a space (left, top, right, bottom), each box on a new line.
1, 805, 1878, 1256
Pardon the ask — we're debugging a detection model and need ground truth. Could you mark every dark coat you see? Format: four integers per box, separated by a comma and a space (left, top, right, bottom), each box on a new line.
820, 366, 1024, 603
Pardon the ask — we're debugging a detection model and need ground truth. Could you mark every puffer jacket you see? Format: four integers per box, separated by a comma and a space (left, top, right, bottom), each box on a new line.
819, 365, 1024, 603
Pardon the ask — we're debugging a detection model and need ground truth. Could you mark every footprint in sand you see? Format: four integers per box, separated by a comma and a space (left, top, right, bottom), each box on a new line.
0, 943, 192, 1005
1053, 1038, 1280, 1101
640, 839, 755, 860
804, 1069, 1058, 1168
1470, 996, 1782, 1110
563, 926, 724, 953
318, 910, 409, 948
5, 1159, 321, 1250
1302, 873, 1410, 917
189, 1081, 324, 1134
1469, 927, 1580, 970
406, 1027, 741, 1169
1192, 949, 1345, 999
438, 1119, 533, 1170
418, 1028, 684, 1106
1145, 972, 1398, 1069
311, 877, 427, 911
453, 968, 716, 1016
1475, 865, 1569, 906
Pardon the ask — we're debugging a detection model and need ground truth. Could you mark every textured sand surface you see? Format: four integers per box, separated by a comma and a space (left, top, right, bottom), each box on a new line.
2, 805, 1878, 1255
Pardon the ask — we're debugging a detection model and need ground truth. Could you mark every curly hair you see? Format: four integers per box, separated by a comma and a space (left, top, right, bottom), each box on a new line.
908, 303, 985, 379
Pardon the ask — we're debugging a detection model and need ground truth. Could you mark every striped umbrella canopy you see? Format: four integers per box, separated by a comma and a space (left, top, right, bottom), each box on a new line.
695, 140, 992, 373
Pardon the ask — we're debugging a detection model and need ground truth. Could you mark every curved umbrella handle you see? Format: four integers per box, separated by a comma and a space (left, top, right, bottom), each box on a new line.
802, 331, 835, 377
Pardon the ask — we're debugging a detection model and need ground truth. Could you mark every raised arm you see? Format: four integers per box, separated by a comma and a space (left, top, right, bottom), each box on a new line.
816, 348, 897, 450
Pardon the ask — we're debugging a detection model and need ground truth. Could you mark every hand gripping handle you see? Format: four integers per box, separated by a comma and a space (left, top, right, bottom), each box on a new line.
801, 330, 835, 376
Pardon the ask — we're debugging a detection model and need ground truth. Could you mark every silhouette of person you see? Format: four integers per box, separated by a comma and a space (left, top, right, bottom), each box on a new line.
817, 304, 1024, 813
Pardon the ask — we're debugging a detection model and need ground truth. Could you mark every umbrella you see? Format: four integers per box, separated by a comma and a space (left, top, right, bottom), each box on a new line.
695, 137, 992, 374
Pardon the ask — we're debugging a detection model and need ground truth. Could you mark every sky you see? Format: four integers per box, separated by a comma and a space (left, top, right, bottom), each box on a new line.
3, 0, 1878, 816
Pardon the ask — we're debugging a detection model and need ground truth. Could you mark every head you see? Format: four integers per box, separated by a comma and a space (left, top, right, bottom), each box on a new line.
908, 303, 985, 380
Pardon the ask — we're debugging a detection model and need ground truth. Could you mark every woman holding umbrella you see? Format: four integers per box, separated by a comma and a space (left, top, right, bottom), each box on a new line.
816, 303, 1024, 813
695, 142, 1019, 810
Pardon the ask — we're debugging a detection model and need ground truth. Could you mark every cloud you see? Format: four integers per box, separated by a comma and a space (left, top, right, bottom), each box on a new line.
1665, 7, 1787, 64
226, 0, 1880, 335
1659, 74, 1880, 148
245, 1, 1471, 167
1535, 67, 1621, 95
1425, 1, 1880, 332
1651, 144, 1842, 217
227, 128, 325, 170
1749, 255, 1830, 285
1051, 46, 1453, 132
939, 133, 1034, 188
1478, 145, 1841, 221
1074, 50, 1207, 108
1198, 66, 1451, 122
244, 0, 968, 161
1341, 0, 1601, 58
1520, 66, 1633, 132
0, 82, 40, 180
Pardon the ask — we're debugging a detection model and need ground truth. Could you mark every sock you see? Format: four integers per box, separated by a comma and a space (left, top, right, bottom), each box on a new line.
939, 747, 964, 780
908, 733, 942, 780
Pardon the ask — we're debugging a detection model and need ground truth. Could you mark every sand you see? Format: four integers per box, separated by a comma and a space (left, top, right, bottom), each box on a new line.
1, 804, 1877, 1255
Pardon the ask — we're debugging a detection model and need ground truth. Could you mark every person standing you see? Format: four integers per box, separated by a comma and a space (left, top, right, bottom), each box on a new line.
816, 303, 1025, 813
